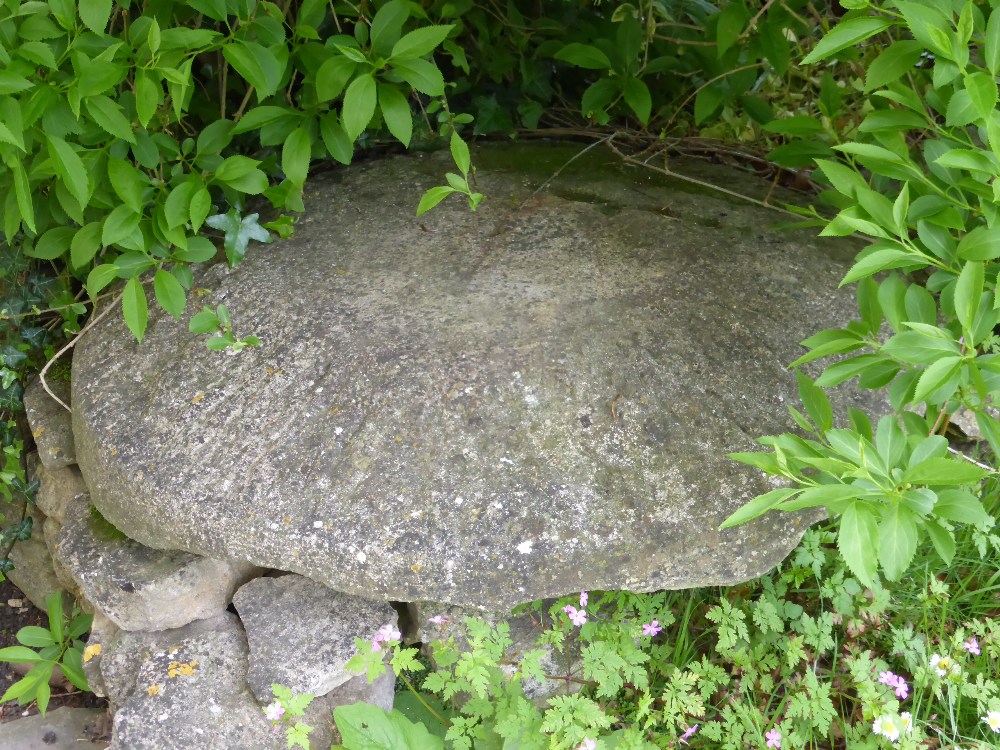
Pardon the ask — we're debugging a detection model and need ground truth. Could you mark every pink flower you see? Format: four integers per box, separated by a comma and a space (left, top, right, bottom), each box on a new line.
428, 615, 446, 625
371, 640, 383, 652
580, 591, 589, 607
877, 670, 909, 700
878, 670, 897, 686
642, 620, 663, 637
679, 724, 698, 744
563, 605, 587, 627
578, 740, 596, 750
371, 623, 401, 652
264, 702, 285, 722
765, 728, 781, 749
963, 637, 981, 656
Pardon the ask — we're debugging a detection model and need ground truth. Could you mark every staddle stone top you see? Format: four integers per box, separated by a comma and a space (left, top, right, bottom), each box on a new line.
73, 144, 861, 611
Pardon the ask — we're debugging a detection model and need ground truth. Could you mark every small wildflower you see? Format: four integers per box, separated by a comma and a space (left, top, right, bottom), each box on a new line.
578, 739, 596, 750
679, 724, 698, 745
877, 670, 909, 700
765, 728, 782, 749
371, 640, 383, 652
580, 591, 588, 607
983, 710, 1000, 733
642, 620, 663, 637
563, 604, 587, 627
873, 714, 901, 742
899, 712, 913, 734
929, 653, 961, 677
963, 637, 980, 656
428, 615, 446, 625
264, 702, 285, 722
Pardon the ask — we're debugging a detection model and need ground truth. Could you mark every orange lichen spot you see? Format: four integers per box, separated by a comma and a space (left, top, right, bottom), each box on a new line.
191, 392, 205, 404
167, 660, 199, 678
32, 427, 45, 438
110, 448, 118, 455
146, 684, 161, 696
82, 643, 102, 663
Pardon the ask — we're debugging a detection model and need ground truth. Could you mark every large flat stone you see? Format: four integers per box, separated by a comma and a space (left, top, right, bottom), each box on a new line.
232, 574, 399, 702
0, 707, 109, 749
35, 464, 89, 525
51, 501, 258, 631
72, 144, 869, 610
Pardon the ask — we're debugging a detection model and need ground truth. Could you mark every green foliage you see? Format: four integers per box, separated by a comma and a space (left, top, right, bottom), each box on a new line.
0, 592, 92, 714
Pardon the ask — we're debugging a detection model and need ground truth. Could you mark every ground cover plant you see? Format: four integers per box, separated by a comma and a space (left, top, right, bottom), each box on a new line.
0, 0, 999, 746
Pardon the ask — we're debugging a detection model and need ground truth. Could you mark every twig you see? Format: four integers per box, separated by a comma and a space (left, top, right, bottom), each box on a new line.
530, 132, 617, 197
737, 0, 778, 42
947, 446, 995, 473
38, 291, 124, 414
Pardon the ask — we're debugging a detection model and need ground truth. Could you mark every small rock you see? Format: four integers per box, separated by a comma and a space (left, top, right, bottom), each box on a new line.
0, 706, 109, 749
81, 610, 119, 698
51, 501, 259, 631
233, 573, 398, 702
8, 508, 71, 611
35, 464, 89, 525
23, 377, 75, 469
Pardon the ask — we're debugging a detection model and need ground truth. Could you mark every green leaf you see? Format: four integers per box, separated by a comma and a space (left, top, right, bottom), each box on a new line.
450, 131, 470, 175
232, 106, 299, 134
553, 43, 611, 70
815, 354, 884, 387
214, 155, 262, 183
763, 116, 824, 137
622, 78, 651, 125
190, 188, 212, 232
802, 17, 894, 65
84, 95, 136, 144
315, 56, 357, 102
957, 226, 1000, 261
796, 371, 832, 432
838, 502, 879, 587
370, 0, 410, 56
27, 227, 74, 260
719, 489, 800, 529
955, 260, 984, 337
0, 646, 44, 663
841, 247, 921, 285
282, 126, 312, 187
122, 277, 148, 342
924, 517, 955, 564
694, 84, 726, 125
865, 40, 924, 92
71, 222, 103, 269
223, 41, 284, 98
205, 210, 272, 266
377, 84, 412, 146
389, 24, 454, 61
416, 186, 457, 216
135, 71, 161, 128
390, 58, 444, 96
779, 483, 861, 511
102, 205, 142, 247
911, 356, 963, 403
881, 331, 961, 365
45, 594, 62, 645
715, 2, 748, 58
10, 160, 35, 234
878, 504, 918, 581
319, 113, 354, 165
87, 264, 120, 297
965, 72, 998, 120
47, 135, 91, 210
107, 158, 146, 214
988, 8, 1000, 76
164, 181, 196, 229
174, 236, 217, 263
79, 0, 112, 33
933, 488, 993, 524
342, 74, 377, 142
196, 120, 235, 157
154, 269, 186, 319
903, 457, 989, 486
16, 626, 54, 648
333, 704, 445, 750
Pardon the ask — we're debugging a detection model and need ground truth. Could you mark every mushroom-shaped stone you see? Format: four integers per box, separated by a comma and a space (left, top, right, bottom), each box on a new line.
51, 500, 259, 630
232, 573, 399, 702
72, 144, 867, 611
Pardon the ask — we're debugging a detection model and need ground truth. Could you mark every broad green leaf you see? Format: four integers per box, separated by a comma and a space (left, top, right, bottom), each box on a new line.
946, 89, 978, 128
79, 0, 112, 33
908, 434, 948, 466
694, 84, 726, 125
416, 185, 457, 216
282, 126, 312, 187
334, 704, 445, 750
390, 58, 444, 96
59, 649, 89, 692
154, 269, 185, 318
622, 77, 651, 125
342, 73, 377, 141
815, 158, 868, 199
319, 113, 354, 165
205, 210, 272, 266
881, 331, 961, 365
196, 120, 235, 157
955, 260, 984, 337
86, 264, 119, 297
778, 483, 861, 511
838, 502, 879, 587
815, 354, 883, 387
975, 411, 1000, 460
841, 247, 920, 285
988, 7, 1000, 75
27, 227, 74, 260
796, 371, 832, 432
84, 95, 136, 143
16, 626, 54, 648
102, 205, 141, 247
122, 276, 148, 341
911, 356, 963, 403
763, 116, 824, 137
715, 1, 748, 58
377, 83, 412, 146
71, 222, 103, 269
903, 457, 989, 485
135, 71, 161, 128
965, 72, 998, 120
878, 504, 918, 581
450, 130, 470, 175
370, 0, 409, 56
11, 160, 34, 233
164, 181, 196, 229
874, 415, 906, 468
174, 236, 217, 263
45, 594, 62, 645
47, 135, 91, 210
865, 40, 924, 92
933, 488, 993, 524
190, 188, 212, 232
389, 24, 454, 61
802, 17, 894, 65
223, 41, 284, 98
315, 55, 357, 102
107, 158, 146, 214
924, 517, 955, 564
957, 225, 1000, 261
553, 43, 611, 70
214, 155, 262, 183
0, 646, 44, 663
232, 106, 300, 134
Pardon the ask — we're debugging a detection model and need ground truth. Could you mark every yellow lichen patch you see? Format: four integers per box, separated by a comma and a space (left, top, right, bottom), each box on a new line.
191, 392, 205, 404
167, 660, 199, 678
146, 684, 161, 696
82, 643, 102, 663
410, 564, 422, 573
32, 427, 45, 437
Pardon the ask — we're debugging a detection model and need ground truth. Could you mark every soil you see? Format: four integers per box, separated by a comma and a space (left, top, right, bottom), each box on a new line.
0, 577, 109, 724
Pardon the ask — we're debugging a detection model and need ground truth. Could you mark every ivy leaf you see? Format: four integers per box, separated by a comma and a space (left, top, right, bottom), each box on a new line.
205, 210, 272, 267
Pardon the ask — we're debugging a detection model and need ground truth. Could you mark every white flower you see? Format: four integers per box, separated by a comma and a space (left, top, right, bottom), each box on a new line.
899, 712, 913, 734
264, 702, 285, 722
929, 653, 958, 677
983, 710, 1000, 733
873, 714, 901, 742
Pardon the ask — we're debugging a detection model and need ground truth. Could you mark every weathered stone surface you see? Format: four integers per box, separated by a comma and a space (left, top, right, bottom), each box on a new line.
35, 464, 89, 525
233, 573, 399, 702
82, 610, 119, 698
24, 377, 75, 469
51, 500, 259, 631
73, 144, 870, 611
0, 707, 109, 749
8, 508, 68, 611
106, 613, 280, 750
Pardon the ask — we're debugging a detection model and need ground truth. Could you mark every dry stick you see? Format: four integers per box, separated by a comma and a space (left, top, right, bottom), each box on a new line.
530, 132, 617, 197
947, 446, 995, 472
736, 0, 778, 42
38, 291, 124, 414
